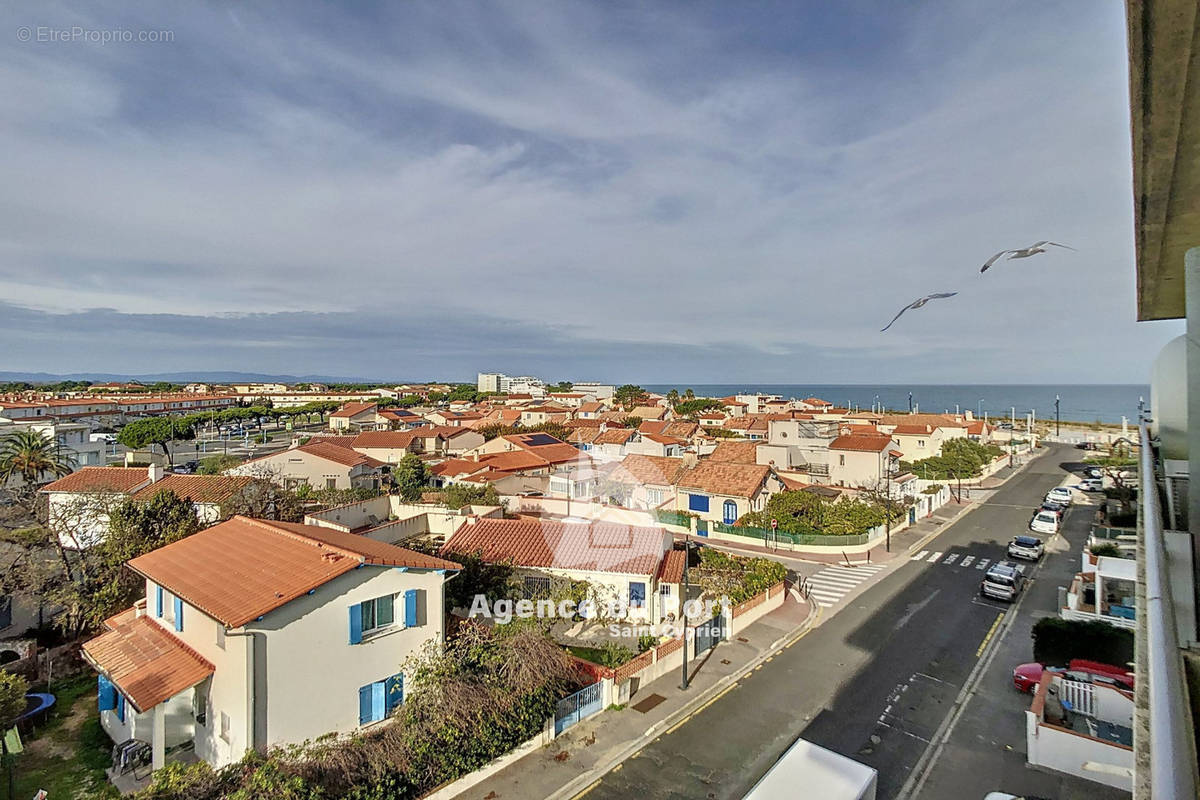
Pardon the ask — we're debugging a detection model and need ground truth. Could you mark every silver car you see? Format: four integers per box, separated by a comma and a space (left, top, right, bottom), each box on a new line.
1007, 535, 1044, 561
981, 562, 1027, 601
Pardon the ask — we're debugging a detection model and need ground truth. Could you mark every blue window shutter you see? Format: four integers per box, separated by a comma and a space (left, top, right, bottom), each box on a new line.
688, 494, 709, 513
371, 681, 386, 722
349, 604, 363, 644
385, 673, 404, 715
404, 590, 417, 628
98, 675, 116, 711
629, 582, 646, 608
155, 585, 163, 617
116, 693, 126, 723
173, 597, 183, 631
358, 685, 373, 725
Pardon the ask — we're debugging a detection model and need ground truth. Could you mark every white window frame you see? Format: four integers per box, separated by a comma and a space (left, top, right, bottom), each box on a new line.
361, 593, 400, 636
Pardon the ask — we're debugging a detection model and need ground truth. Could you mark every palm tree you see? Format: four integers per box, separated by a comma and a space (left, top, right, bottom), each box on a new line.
0, 429, 77, 493
667, 389, 680, 408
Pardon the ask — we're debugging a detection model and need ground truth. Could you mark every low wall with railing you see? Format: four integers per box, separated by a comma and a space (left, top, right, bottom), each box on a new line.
728, 581, 786, 636
705, 517, 908, 554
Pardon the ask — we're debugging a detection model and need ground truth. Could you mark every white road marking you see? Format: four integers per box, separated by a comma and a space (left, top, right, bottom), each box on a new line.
942, 554, 959, 565
912, 550, 929, 561
975, 558, 990, 570
804, 561, 888, 608
927, 552, 942, 563
960, 556, 975, 567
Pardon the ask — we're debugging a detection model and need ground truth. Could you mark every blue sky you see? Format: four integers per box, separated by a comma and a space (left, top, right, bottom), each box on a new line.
0, 1, 1182, 382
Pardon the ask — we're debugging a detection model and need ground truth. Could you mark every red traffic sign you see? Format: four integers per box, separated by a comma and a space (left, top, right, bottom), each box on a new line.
771, 518, 778, 530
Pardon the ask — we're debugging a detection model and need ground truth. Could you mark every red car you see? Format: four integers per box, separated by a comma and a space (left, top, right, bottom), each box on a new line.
1012, 659, 1135, 693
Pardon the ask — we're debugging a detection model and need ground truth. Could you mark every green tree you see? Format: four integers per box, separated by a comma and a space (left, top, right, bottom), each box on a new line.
1, 669, 29, 795
683, 388, 695, 401
197, 454, 242, 474
619, 416, 643, 429
442, 483, 499, 509
0, 429, 76, 506
666, 389, 680, 407
673, 398, 723, 418
548, 381, 574, 393
118, 417, 196, 466
393, 454, 431, 502
614, 384, 646, 411
218, 478, 305, 522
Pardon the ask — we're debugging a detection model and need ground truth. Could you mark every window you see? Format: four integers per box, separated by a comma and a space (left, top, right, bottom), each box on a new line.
326, 478, 337, 490
647, 488, 664, 506
523, 577, 551, 599
116, 692, 126, 723
723, 500, 738, 525
173, 596, 184, 632
629, 582, 646, 609
358, 673, 404, 725
154, 585, 163, 618
659, 583, 671, 597
688, 494, 709, 513
193, 686, 207, 726
360, 594, 395, 634
220, 711, 231, 743
839, 454, 845, 466
918, 439, 925, 447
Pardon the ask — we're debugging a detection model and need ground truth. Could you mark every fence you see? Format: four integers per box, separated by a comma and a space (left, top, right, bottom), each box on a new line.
655, 509, 693, 528
709, 521, 873, 547
554, 682, 604, 735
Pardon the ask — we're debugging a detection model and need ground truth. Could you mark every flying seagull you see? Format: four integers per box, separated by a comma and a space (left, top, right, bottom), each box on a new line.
881, 292, 959, 332
980, 241, 1076, 273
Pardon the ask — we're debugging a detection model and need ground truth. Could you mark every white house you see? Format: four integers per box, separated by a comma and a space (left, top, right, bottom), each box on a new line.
81, 516, 461, 774
441, 517, 685, 623
675, 461, 781, 526
227, 441, 384, 491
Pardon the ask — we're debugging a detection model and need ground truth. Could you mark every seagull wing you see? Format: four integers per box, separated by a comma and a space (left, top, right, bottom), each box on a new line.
981, 250, 1013, 273
880, 300, 917, 332
1042, 241, 1076, 251
926, 292, 959, 300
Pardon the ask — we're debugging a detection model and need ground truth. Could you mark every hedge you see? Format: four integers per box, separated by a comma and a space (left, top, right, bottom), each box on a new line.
1031, 617, 1135, 668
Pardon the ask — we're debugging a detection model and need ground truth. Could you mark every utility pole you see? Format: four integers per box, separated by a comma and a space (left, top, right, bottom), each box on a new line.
884, 457, 894, 552
679, 536, 690, 690
1055, 395, 1061, 436
908, 392, 913, 414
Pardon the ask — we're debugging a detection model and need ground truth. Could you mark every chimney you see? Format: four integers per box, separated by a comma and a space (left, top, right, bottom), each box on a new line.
682, 452, 699, 469
148, 463, 164, 483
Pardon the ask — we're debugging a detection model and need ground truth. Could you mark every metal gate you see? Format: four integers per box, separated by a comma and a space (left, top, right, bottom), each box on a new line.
555, 682, 603, 735
693, 617, 723, 657
696, 519, 708, 536
1059, 680, 1096, 717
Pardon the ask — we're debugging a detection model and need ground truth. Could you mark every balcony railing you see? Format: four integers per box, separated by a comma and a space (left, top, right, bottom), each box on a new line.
1138, 423, 1199, 799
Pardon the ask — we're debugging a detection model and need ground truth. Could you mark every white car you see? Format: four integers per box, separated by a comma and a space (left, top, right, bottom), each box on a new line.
1007, 535, 1045, 561
1030, 511, 1059, 534
1080, 477, 1104, 492
1044, 487, 1073, 506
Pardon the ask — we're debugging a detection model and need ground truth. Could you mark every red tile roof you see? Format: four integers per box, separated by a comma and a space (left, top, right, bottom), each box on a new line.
709, 441, 760, 464
127, 516, 459, 627
297, 441, 385, 468
40, 467, 149, 494
595, 428, 635, 445
655, 549, 686, 584
330, 402, 378, 418
129, 474, 254, 506
442, 518, 667, 576
829, 434, 894, 452
678, 462, 771, 497
351, 430, 417, 449
82, 615, 215, 712
614, 455, 687, 486
891, 424, 933, 435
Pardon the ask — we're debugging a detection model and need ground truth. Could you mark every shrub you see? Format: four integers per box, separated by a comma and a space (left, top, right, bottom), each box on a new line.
1031, 617, 1134, 668
1089, 542, 1122, 557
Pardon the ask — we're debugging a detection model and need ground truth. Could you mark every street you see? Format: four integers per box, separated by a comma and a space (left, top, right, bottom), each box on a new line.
582, 445, 1120, 800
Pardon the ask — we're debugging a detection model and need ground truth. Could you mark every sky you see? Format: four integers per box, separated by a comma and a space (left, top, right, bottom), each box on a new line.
0, 1, 1183, 384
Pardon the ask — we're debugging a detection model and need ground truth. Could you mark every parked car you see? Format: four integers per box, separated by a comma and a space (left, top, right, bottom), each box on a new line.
1080, 477, 1104, 492
1007, 535, 1044, 561
1012, 659, 1135, 693
1075, 441, 1100, 450
981, 562, 1026, 601
1083, 467, 1103, 479
1040, 501, 1067, 519
1044, 486, 1073, 506
1029, 511, 1059, 534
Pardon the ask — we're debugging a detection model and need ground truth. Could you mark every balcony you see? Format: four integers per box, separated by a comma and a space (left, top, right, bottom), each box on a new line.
1060, 553, 1138, 630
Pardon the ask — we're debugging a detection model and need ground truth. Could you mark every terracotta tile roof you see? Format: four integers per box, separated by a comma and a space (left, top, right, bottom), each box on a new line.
565, 418, 604, 429
802, 398, 833, 406
578, 402, 605, 413
565, 428, 601, 445
615, 455, 686, 486
102, 602, 143, 631
40, 467, 149, 494
129, 474, 254, 506
307, 435, 357, 449
351, 430, 417, 449
630, 406, 666, 420
709, 441, 761, 464
477, 451, 552, 472
829, 434, 894, 452
890, 424, 933, 435
442, 518, 667, 576
595, 428, 635, 445
501, 434, 584, 464
641, 433, 683, 445
678, 462, 771, 497
330, 402, 378, 418
297, 441, 385, 469
966, 421, 988, 434
655, 549, 686, 584
879, 413, 964, 428
82, 615, 215, 712
429, 458, 487, 477
127, 516, 459, 627
639, 420, 667, 435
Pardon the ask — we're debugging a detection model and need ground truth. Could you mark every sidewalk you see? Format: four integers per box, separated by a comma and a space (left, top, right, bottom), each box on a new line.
451, 592, 815, 800
694, 448, 1047, 566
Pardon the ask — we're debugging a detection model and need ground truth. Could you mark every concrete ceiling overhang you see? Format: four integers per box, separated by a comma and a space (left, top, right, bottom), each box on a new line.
1127, 0, 1200, 321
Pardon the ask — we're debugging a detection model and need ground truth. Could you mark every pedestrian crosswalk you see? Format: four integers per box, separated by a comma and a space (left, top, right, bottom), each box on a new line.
909, 550, 1027, 574
804, 562, 888, 608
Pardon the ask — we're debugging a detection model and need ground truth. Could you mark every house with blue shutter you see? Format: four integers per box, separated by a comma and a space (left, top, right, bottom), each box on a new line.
80, 515, 459, 776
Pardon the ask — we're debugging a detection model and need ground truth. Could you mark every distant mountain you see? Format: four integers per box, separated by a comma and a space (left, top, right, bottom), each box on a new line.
0, 370, 453, 384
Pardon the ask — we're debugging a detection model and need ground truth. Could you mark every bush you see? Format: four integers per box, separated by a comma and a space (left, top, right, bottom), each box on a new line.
1089, 542, 1122, 557
197, 454, 241, 474
1031, 617, 1134, 668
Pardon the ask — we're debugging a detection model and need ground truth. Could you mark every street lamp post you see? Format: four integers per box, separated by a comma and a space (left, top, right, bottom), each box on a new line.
908, 392, 913, 413
680, 536, 691, 690
1055, 395, 1061, 436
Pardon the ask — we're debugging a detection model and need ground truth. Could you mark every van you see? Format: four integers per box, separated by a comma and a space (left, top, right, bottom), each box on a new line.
1030, 511, 1059, 534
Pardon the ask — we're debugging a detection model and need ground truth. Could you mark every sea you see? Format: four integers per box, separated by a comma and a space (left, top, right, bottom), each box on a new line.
641, 384, 1149, 425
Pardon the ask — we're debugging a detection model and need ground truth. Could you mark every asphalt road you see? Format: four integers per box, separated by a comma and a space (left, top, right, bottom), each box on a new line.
585, 446, 1088, 800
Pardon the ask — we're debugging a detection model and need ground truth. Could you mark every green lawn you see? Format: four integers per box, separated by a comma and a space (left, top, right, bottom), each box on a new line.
11, 674, 118, 800
566, 644, 636, 667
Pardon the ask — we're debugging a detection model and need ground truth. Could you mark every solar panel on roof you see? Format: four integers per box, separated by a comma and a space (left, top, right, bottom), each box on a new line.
522, 433, 559, 446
